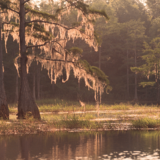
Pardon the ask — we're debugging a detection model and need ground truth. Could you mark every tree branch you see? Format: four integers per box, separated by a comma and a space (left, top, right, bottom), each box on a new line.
7, 7, 19, 14
25, 20, 93, 40
33, 55, 75, 64
26, 41, 48, 48
26, 40, 67, 58
25, 20, 72, 30
2, 22, 11, 25
26, 39, 66, 49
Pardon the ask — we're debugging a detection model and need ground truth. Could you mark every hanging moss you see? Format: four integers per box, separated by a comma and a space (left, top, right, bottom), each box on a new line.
25, 5, 58, 21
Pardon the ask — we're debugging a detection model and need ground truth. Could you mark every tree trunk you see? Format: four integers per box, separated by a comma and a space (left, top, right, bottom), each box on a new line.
157, 64, 160, 105
77, 79, 80, 99
33, 64, 36, 100
134, 47, 138, 102
15, 73, 19, 103
99, 47, 101, 69
17, 0, 40, 119
0, 18, 9, 119
126, 49, 129, 100
98, 46, 102, 105
36, 63, 40, 100
157, 79, 160, 105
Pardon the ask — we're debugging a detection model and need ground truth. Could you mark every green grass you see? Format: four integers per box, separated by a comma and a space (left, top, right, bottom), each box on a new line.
52, 115, 103, 129
41, 113, 98, 123
107, 104, 130, 110
36, 98, 96, 112
36, 100, 135, 112
132, 118, 160, 128
10, 98, 159, 114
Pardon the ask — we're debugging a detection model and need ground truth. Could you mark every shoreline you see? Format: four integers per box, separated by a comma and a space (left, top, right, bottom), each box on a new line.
3, 105, 160, 135
0, 120, 160, 136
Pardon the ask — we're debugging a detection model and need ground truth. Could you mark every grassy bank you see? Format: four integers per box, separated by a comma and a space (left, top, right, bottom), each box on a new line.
0, 115, 104, 135
2, 99, 160, 135
0, 115, 160, 135
132, 118, 160, 129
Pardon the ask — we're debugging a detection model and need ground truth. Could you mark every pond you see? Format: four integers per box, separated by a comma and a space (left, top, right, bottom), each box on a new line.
0, 131, 160, 160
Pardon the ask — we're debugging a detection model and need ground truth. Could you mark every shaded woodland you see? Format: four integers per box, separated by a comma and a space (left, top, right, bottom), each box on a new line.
1, 0, 160, 109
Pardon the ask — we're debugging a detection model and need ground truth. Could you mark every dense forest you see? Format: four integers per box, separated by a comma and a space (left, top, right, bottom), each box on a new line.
1, 0, 160, 107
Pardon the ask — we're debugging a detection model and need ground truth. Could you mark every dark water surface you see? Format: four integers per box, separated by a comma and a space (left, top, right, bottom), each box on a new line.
1, 131, 160, 160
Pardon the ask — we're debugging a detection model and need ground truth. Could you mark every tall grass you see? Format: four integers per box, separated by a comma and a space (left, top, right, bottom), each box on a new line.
8, 98, 160, 114
107, 104, 130, 110
132, 118, 160, 128
53, 115, 103, 129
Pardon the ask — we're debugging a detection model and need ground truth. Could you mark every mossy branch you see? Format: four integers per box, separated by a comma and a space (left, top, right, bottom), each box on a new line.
25, 5, 57, 21
78, 59, 110, 85
89, 9, 109, 20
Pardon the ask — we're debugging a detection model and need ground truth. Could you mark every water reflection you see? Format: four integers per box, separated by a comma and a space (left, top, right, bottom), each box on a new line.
0, 131, 160, 159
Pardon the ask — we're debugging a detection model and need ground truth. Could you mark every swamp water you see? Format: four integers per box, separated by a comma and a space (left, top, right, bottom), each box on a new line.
1, 131, 160, 160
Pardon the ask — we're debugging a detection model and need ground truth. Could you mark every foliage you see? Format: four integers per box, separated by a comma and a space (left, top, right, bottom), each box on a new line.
68, 47, 83, 56
78, 60, 110, 85
139, 81, 155, 87
131, 37, 160, 88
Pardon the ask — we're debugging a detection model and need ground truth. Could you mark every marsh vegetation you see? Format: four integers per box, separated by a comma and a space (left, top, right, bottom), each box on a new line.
0, 99, 158, 135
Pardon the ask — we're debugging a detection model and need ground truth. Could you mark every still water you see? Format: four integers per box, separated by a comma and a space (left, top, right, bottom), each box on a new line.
0, 131, 160, 160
